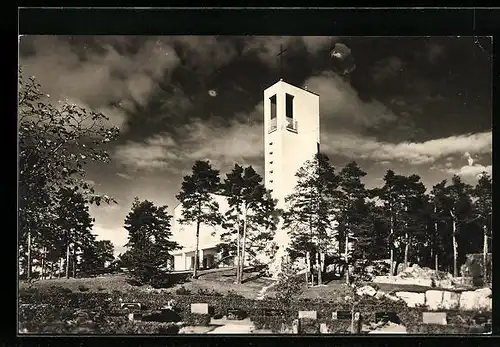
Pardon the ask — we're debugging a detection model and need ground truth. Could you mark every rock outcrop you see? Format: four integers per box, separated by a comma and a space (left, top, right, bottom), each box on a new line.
459, 287, 492, 311
394, 292, 425, 308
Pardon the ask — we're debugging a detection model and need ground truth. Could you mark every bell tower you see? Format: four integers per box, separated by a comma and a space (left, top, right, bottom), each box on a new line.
263, 79, 320, 209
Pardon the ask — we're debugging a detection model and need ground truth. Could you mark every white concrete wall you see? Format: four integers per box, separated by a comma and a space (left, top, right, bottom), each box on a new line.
263, 80, 320, 209
172, 194, 230, 250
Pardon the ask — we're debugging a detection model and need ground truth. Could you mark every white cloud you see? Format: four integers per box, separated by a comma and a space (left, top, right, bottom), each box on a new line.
322, 131, 492, 165
92, 224, 129, 257
446, 163, 492, 179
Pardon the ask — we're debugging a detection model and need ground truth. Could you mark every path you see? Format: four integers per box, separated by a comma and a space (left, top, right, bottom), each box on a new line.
207, 323, 255, 334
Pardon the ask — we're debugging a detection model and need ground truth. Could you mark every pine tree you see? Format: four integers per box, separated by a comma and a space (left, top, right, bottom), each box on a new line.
222, 164, 277, 283
334, 161, 371, 284
175, 160, 222, 278
284, 153, 339, 286
124, 198, 179, 284
54, 187, 94, 279
434, 175, 474, 277
472, 172, 492, 284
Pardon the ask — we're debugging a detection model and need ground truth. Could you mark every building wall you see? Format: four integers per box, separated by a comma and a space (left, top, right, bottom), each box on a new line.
171, 194, 230, 250
263, 80, 320, 209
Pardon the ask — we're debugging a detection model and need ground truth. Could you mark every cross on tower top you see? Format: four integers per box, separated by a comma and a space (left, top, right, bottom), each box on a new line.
276, 44, 288, 80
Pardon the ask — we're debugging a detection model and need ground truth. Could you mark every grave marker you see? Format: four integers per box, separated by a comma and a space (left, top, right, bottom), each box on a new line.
422, 312, 447, 325
332, 310, 353, 320
121, 302, 141, 310
375, 311, 400, 324
292, 319, 300, 334
191, 303, 209, 315
298, 311, 317, 320
128, 313, 142, 321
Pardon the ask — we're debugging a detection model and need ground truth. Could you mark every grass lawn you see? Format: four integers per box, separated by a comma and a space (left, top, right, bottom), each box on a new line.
18, 270, 275, 299
18, 273, 138, 294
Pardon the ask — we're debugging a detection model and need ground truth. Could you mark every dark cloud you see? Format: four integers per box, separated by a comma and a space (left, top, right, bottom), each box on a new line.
19, 36, 492, 252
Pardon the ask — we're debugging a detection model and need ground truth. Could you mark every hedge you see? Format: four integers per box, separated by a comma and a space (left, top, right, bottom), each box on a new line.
183, 313, 211, 327
252, 316, 292, 333
299, 318, 320, 334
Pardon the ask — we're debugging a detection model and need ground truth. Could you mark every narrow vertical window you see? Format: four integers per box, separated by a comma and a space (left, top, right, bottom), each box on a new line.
270, 95, 277, 119
286, 94, 294, 119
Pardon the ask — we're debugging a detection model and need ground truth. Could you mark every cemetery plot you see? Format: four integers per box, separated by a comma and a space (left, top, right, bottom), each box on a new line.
332, 310, 353, 320
375, 311, 400, 324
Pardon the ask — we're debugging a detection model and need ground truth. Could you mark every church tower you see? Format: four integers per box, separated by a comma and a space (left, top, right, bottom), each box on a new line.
263, 79, 320, 209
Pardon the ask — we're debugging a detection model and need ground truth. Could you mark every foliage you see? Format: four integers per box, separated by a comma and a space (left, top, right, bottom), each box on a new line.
284, 153, 339, 284
123, 198, 180, 285
18, 70, 119, 279
80, 240, 115, 276
182, 313, 211, 326
176, 160, 223, 276
274, 259, 304, 309
222, 164, 278, 283
299, 318, 320, 334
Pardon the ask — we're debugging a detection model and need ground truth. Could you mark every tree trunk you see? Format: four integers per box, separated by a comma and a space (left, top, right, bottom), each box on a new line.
58, 258, 63, 278
452, 219, 458, 278
50, 262, 53, 279
435, 254, 439, 273
72, 244, 76, 278
65, 239, 70, 279
389, 248, 394, 276
389, 210, 394, 277
483, 224, 488, 285
241, 205, 248, 284
236, 218, 241, 284
27, 231, 32, 281
404, 233, 409, 270
194, 220, 200, 278
317, 252, 322, 285
344, 231, 350, 285
305, 251, 310, 286
41, 247, 45, 280
434, 205, 438, 274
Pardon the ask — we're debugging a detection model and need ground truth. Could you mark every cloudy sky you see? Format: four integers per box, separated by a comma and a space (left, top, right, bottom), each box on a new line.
18, 36, 492, 255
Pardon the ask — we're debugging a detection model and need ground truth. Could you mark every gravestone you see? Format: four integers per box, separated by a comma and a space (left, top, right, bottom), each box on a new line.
121, 302, 141, 310
375, 311, 400, 324
128, 313, 142, 321
191, 303, 209, 315
351, 312, 361, 334
298, 311, 317, 320
473, 314, 490, 325
227, 309, 247, 320
422, 312, 447, 325
320, 323, 329, 333
292, 319, 300, 334
262, 308, 284, 317
332, 310, 353, 320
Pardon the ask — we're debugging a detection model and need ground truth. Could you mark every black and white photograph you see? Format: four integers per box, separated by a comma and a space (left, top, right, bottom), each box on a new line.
18, 31, 492, 335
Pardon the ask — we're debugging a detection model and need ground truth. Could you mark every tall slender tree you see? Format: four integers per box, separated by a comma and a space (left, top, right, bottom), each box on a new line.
334, 161, 371, 284
434, 175, 474, 277
284, 153, 339, 286
176, 160, 223, 278
54, 187, 94, 278
472, 172, 492, 284
222, 164, 277, 283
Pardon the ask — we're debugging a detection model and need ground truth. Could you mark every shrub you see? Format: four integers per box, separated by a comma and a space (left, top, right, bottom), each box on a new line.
78, 285, 90, 292
323, 319, 352, 334
197, 288, 223, 296
252, 316, 290, 333
183, 313, 211, 326
175, 287, 191, 295
299, 318, 319, 334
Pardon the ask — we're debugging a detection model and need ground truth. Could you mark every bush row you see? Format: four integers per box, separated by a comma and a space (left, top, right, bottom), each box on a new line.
182, 313, 211, 327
